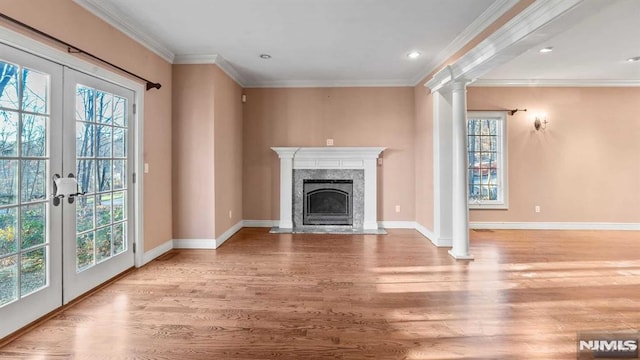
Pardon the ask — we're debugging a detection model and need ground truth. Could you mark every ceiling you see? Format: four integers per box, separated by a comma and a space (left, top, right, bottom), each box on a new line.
478, 0, 640, 86
73, 0, 640, 88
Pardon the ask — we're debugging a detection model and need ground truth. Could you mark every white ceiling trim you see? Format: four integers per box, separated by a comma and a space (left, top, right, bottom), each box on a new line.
173, 54, 220, 64
426, 0, 586, 92
72, 0, 175, 63
173, 54, 248, 87
245, 79, 413, 89
409, 0, 520, 86
471, 79, 640, 87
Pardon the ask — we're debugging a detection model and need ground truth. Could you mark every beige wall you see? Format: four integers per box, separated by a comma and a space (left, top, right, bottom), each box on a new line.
243, 87, 415, 222
172, 65, 243, 239
467, 87, 640, 223
0, 0, 173, 251
172, 65, 216, 238
213, 67, 243, 238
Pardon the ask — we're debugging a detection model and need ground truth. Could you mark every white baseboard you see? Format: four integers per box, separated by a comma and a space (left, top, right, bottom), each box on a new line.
470, 222, 640, 231
215, 221, 243, 248
379, 221, 416, 229
142, 239, 173, 265
415, 222, 435, 242
173, 238, 217, 249
170, 221, 244, 250
415, 223, 452, 247
242, 220, 278, 227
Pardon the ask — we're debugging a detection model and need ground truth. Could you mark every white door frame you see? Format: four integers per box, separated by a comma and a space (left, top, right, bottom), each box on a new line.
0, 26, 145, 268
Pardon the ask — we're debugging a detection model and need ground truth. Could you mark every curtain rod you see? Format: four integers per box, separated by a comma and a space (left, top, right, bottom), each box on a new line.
468, 108, 526, 116
0, 12, 162, 91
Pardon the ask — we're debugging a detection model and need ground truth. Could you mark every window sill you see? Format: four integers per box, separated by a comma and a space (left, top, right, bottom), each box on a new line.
469, 203, 509, 210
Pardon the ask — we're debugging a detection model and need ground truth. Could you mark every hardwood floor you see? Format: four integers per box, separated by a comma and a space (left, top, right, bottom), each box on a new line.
1, 228, 639, 359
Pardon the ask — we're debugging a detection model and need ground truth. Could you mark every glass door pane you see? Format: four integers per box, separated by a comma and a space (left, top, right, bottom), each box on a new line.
74, 85, 129, 272
0, 44, 63, 339
0, 62, 50, 303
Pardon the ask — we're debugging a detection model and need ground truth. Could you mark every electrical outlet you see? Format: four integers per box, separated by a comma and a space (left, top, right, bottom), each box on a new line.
377, 158, 383, 165
144, 163, 149, 173
395, 205, 401, 213
326, 138, 334, 146
229, 210, 233, 219
535, 205, 541, 213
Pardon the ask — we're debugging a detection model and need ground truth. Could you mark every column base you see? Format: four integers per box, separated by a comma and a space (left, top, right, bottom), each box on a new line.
448, 249, 474, 260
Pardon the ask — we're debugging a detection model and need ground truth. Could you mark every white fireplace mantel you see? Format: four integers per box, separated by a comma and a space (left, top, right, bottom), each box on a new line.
272, 147, 385, 230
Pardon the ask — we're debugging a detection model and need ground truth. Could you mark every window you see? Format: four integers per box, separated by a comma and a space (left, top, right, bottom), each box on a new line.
466, 111, 507, 209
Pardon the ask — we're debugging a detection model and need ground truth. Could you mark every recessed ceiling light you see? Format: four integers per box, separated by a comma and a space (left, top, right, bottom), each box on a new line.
627, 56, 640, 62
259, 54, 271, 59
407, 51, 421, 59
539, 47, 553, 53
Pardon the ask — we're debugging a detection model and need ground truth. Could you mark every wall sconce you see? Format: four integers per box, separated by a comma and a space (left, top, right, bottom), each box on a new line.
534, 114, 548, 131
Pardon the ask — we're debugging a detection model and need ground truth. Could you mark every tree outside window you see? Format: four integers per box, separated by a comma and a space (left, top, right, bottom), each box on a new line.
467, 111, 508, 209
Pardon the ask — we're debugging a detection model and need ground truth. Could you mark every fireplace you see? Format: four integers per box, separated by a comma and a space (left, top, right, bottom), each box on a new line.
271, 147, 385, 232
303, 180, 353, 225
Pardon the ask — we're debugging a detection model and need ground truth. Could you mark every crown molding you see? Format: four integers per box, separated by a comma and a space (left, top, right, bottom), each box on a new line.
425, 0, 590, 92
214, 56, 249, 88
471, 78, 640, 87
173, 54, 220, 64
173, 54, 248, 87
245, 78, 412, 88
410, 0, 520, 86
73, 0, 175, 63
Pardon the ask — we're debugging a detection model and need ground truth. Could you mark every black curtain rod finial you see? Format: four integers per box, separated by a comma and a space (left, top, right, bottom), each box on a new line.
146, 82, 162, 91
508, 108, 527, 116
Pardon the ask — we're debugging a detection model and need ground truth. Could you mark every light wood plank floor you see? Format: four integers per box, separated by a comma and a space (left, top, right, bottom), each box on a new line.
1, 228, 639, 359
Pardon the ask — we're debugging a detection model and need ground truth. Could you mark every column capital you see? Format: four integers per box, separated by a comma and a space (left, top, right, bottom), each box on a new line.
451, 81, 468, 92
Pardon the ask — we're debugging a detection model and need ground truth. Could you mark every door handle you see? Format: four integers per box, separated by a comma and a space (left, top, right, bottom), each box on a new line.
51, 174, 63, 206
66, 174, 86, 204
51, 174, 86, 205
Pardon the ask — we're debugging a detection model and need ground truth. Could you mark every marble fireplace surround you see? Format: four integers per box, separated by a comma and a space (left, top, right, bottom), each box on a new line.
271, 147, 385, 232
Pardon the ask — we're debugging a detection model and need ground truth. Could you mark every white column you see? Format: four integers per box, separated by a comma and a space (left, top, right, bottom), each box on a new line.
449, 81, 473, 260
433, 91, 453, 247
272, 147, 298, 229
363, 158, 378, 231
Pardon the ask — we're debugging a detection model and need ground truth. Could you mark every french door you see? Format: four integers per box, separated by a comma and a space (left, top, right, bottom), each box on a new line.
0, 44, 135, 338
62, 68, 135, 303
0, 44, 63, 339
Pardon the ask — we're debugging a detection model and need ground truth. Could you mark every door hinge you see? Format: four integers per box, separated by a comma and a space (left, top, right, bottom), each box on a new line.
133, 242, 136, 253
132, 172, 136, 184
133, 103, 137, 115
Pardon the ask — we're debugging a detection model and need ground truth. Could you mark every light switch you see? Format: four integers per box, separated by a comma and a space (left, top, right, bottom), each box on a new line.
144, 163, 149, 173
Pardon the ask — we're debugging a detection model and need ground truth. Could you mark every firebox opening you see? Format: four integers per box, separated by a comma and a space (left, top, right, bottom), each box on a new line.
303, 179, 353, 225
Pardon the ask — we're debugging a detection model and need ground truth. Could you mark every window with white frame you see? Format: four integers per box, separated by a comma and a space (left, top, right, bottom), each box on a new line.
466, 111, 508, 209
